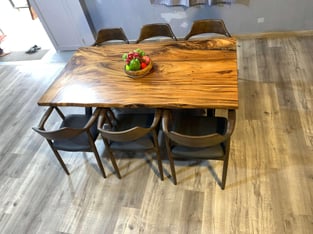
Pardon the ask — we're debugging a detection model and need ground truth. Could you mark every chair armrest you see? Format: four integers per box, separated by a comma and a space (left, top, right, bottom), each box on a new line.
37, 106, 55, 130
83, 107, 101, 130
225, 109, 236, 138
162, 109, 171, 135
97, 108, 107, 129
151, 109, 162, 129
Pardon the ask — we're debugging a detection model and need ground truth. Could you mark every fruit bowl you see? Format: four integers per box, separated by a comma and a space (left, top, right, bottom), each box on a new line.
124, 60, 153, 78
122, 49, 153, 78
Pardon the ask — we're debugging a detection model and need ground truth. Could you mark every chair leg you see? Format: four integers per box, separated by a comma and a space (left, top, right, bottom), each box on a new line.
47, 140, 70, 175
108, 151, 122, 179
103, 139, 121, 179
155, 149, 164, 181
105, 108, 117, 127
153, 132, 164, 180
168, 152, 177, 185
221, 140, 231, 189
221, 162, 228, 189
164, 137, 177, 185
89, 140, 106, 178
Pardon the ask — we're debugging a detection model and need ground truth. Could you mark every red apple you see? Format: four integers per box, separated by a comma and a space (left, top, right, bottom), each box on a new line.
141, 62, 147, 69
142, 55, 150, 64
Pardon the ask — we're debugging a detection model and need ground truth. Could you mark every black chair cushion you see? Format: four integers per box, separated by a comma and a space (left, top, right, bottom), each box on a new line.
54, 114, 98, 151
169, 114, 227, 159
171, 144, 224, 159
113, 113, 154, 131
108, 113, 156, 150
110, 137, 154, 151
172, 114, 227, 136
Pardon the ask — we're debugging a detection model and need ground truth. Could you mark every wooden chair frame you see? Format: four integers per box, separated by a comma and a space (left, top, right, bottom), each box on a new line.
98, 108, 164, 180
162, 109, 236, 189
184, 19, 231, 40
93, 27, 129, 46
136, 23, 177, 43
33, 107, 107, 178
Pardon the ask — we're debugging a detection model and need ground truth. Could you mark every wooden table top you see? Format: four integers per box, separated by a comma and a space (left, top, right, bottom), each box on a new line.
38, 38, 238, 109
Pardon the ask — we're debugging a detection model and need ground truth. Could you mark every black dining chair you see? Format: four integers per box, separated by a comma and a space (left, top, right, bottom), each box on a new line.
184, 19, 231, 40
162, 109, 236, 189
136, 23, 177, 43
32, 107, 118, 178
93, 27, 129, 46
184, 19, 231, 117
98, 108, 164, 180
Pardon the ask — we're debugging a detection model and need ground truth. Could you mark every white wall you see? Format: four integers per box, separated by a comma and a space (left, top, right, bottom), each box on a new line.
84, 0, 313, 40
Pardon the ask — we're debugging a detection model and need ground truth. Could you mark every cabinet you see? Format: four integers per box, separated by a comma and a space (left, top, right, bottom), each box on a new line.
29, 0, 95, 51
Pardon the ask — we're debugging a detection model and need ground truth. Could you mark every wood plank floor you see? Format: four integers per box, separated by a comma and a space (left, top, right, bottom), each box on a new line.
0, 35, 313, 233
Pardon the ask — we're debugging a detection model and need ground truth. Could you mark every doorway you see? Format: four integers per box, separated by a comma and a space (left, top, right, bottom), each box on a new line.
0, 0, 53, 53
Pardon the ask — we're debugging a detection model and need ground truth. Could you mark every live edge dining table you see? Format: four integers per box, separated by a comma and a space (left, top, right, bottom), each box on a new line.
37, 38, 238, 111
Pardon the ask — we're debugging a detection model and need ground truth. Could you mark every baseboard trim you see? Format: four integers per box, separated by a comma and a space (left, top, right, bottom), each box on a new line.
233, 30, 313, 39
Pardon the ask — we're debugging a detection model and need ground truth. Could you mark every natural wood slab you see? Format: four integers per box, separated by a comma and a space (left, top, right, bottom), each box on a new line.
38, 38, 238, 109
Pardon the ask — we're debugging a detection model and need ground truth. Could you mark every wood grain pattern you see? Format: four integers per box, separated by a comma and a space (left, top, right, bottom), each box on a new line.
38, 38, 238, 109
0, 35, 313, 233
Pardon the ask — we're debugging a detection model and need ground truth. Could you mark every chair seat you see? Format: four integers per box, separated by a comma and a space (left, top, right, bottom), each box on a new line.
54, 114, 98, 151
172, 115, 227, 136
110, 136, 154, 151
172, 145, 224, 159
113, 113, 155, 131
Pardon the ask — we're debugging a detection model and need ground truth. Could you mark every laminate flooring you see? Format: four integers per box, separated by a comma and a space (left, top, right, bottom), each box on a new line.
0, 35, 312, 233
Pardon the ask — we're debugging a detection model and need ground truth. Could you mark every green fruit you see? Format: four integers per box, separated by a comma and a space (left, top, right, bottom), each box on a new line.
125, 65, 131, 71
129, 58, 141, 71
135, 48, 145, 56
122, 53, 128, 60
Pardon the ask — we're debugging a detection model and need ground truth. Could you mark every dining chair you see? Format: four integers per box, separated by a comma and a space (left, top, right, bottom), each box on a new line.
32, 107, 113, 178
184, 19, 231, 40
184, 19, 231, 117
136, 23, 177, 43
93, 27, 129, 46
131, 23, 177, 114
92, 27, 131, 116
162, 109, 236, 189
98, 108, 164, 180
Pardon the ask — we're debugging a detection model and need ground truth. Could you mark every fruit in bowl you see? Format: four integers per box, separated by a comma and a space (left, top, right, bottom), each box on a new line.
122, 49, 152, 78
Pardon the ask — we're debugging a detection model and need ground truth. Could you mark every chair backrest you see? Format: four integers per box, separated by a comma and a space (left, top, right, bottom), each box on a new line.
32, 106, 99, 141
98, 109, 161, 142
184, 19, 231, 40
162, 109, 236, 149
136, 23, 177, 43
93, 28, 129, 46
162, 109, 236, 188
